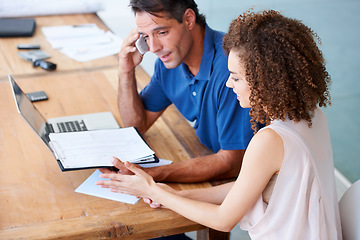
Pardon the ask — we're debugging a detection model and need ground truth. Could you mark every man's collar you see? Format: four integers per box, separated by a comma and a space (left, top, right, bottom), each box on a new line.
181, 24, 215, 82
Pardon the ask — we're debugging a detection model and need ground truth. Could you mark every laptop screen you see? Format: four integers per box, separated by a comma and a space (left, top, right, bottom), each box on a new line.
9, 75, 48, 140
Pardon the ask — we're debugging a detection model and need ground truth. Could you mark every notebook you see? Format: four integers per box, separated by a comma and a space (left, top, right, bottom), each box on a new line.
0, 18, 36, 37
9, 74, 120, 170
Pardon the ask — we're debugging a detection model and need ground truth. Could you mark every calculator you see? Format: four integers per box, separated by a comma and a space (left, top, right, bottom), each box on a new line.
26, 91, 48, 102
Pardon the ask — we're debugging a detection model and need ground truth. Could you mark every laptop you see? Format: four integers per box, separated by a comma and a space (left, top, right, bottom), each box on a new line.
9, 74, 120, 170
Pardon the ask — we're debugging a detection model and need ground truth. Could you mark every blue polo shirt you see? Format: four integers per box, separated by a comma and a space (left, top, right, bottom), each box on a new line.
139, 24, 253, 153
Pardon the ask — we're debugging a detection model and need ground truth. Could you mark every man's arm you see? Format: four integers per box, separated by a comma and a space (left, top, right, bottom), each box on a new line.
117, 29, 163, 134
118, 70, 163, 134
112, 149, 245, 182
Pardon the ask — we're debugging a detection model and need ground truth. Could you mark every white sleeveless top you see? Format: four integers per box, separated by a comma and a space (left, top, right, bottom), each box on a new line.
239, 108, 342, 239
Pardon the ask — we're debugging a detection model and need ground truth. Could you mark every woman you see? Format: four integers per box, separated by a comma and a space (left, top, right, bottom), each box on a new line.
97, 10, 342, 239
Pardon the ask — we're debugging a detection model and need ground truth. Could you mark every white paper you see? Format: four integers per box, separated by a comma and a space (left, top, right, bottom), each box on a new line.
75, 169, 140, 204
42, 24, 122, 62
49, 128, 155, 169
42, 24, 104, 40
59, 32, 122, 62
75, 159, 173, 204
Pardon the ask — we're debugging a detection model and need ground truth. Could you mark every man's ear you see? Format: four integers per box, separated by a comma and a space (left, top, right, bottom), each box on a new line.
183, 8, 196, 30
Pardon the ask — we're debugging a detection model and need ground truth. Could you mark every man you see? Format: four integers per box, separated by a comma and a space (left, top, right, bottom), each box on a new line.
110, 0, 253, 183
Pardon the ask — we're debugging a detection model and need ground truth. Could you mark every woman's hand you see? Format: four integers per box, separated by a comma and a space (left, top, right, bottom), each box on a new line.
96, 161, 155, 198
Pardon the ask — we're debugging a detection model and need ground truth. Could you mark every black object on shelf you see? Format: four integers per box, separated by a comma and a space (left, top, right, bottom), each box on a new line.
0, 18, 36, 37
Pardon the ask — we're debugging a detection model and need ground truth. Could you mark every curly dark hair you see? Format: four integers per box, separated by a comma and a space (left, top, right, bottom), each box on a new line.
223, 10, 331, 132
130, 0, 206, 26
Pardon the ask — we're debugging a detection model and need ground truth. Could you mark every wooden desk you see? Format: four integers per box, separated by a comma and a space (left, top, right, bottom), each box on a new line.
0, 70, 219, 240
0, 14, 118, 79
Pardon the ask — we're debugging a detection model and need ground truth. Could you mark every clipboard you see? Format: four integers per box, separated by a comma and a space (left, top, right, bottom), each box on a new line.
48, 127, 159, 171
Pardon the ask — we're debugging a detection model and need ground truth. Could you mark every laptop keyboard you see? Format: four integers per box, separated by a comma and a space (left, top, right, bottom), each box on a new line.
57, 120, 87, 132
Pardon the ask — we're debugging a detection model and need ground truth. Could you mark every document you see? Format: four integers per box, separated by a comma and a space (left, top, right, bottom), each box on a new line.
42, 24, 122, 62
75, 159, 172, 204
49, 127, 158, 171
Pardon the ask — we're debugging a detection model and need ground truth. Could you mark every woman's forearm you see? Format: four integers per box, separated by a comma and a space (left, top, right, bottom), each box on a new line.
150, 183, 239, 232
177, 181, 235, 204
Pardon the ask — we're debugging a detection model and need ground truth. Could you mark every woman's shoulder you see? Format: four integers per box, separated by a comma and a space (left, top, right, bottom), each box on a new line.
253, 127, 282, 146
244, 127, 284, 174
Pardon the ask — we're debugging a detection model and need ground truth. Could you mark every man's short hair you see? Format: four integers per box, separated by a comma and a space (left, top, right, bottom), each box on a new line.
130, 0, 206, 26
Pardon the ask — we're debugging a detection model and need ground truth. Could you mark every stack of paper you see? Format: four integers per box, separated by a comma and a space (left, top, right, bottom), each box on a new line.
49, 127, 157, 170
42, 24, 122, 62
